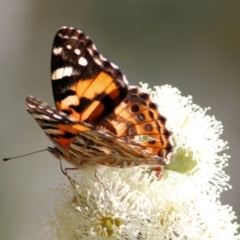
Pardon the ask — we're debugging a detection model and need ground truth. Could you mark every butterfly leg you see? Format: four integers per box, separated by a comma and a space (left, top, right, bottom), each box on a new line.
63, 167, 84, 204
64, 167, 80, 189
94, 170, 109, 192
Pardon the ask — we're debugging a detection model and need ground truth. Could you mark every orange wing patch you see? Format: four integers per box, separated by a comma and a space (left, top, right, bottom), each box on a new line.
51, 27, 128, 126
99, 87, 172, 159
56, 72, 120, 123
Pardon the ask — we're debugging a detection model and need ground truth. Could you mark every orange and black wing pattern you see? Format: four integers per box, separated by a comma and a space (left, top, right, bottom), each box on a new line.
26, 26, 172, 169
98, 87, 172, 161
26, 96, 167, 168
51, 27, 128, 126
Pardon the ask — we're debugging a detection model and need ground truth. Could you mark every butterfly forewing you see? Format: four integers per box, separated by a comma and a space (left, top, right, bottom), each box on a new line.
51, 27, 128, 126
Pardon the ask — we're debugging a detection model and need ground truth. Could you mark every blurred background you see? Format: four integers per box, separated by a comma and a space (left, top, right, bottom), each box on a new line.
0, 1, 239, 239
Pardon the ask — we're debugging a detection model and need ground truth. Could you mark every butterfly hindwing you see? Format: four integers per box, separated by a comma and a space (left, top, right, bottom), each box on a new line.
98, 87, 172, 160
51, 27, 128, 126
26, 96, 166, 168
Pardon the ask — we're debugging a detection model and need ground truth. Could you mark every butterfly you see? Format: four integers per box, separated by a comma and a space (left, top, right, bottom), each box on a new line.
26, 26, 172, 170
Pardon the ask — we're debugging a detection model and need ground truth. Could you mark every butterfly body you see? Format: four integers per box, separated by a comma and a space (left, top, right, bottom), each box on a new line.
27, 26, 172, 169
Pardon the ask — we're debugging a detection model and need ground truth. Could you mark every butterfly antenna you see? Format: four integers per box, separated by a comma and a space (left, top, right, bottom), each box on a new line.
3, 149, 48, 161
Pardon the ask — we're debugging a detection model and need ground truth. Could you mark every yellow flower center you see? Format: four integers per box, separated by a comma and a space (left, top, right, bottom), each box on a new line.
100, 217, 122, 236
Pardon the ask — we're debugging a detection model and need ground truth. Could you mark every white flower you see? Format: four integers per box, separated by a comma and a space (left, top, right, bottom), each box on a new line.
140, 83, 230, 193
149, 172, 239, 239
41, 167, 240, 240
41, 168, 162, 240
41, 84, 239, 239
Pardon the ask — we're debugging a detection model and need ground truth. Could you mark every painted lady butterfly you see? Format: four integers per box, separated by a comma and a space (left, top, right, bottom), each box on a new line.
27, 26, 172, 169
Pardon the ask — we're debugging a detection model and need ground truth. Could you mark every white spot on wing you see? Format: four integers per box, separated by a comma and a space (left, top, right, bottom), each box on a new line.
78, 57, 88, 66
111, 62, 118, 69
27, 104, 36, 109
52, 67, 73, 80
93, 57, 103, 66
92, 44, 97, 51
57, 33, 63, 38
46, 109, 53, 114
99, 54, 107, 61
66, 45, 72, 50
53, 114, 63, 119
70, 35, 78, 40
87, 48, 94, 56
42, 115, 51, 120
74, 49, 81, 55
53, 47, 63, 55
59, 111, 68, 117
